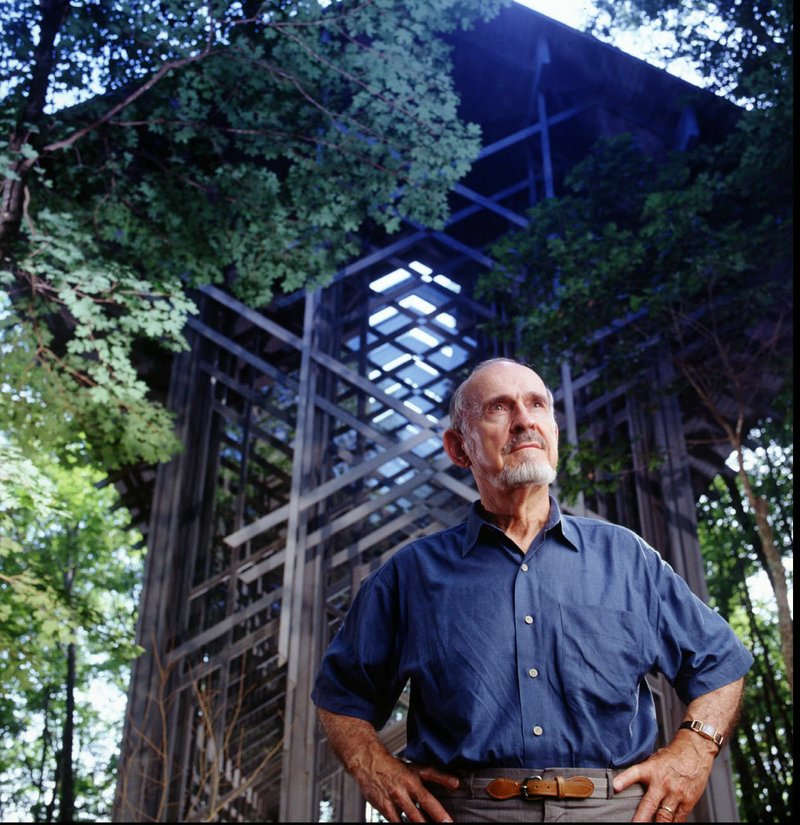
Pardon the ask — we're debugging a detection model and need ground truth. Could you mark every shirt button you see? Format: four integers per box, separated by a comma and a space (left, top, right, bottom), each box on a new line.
528, 668, 539, 678
524, 615, 534, 624
533, 725, 544, 736
521, 563, 528, 572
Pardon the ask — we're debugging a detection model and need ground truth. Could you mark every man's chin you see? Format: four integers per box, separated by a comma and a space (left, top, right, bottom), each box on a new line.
496, 463, 557, 489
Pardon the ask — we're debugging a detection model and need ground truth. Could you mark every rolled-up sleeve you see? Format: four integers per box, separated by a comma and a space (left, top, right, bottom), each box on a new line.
312, 564, 405, 729
648, 548, 753, 704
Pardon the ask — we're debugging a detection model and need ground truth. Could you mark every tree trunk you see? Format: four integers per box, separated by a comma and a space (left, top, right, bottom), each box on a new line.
0, 0, 68, 260
734, 448, 794, 693
680, 356, 794, 694
57, 642, 76, 823
39, 690, 56, 822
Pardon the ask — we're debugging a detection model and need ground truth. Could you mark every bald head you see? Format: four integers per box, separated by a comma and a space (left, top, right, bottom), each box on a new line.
449, 358, 555, 433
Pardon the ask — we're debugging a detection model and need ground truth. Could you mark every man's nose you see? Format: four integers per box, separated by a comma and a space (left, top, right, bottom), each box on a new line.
510, 402, 537, 430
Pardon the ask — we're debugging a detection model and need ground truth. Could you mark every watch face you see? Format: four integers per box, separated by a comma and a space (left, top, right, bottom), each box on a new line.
682, 720, 723, 747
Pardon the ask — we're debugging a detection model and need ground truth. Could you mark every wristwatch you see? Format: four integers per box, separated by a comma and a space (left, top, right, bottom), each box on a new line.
679, 719, 724, 750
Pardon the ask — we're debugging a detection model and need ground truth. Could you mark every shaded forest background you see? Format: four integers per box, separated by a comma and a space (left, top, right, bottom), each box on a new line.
0, 0, 792, 821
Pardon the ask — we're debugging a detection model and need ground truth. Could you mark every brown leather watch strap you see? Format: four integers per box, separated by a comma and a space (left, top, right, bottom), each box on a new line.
486, 775, 595, 800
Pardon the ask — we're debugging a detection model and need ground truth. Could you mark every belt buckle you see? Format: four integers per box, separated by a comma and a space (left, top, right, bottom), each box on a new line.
521, 774, 543, 800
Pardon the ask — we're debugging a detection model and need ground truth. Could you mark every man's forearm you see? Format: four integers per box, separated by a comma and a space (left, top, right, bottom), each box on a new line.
613, 677, 746, 821
677, 677, 745, 753
317, 707, 391, 775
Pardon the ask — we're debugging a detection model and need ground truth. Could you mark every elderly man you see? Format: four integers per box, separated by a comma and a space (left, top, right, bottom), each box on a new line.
312, 358, 752, 822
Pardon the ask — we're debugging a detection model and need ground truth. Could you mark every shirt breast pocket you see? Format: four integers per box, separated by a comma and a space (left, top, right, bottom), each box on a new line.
558, 603, 644, 711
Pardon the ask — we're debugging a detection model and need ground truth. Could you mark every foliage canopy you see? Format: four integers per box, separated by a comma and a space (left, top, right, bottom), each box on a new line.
1, 455, 145, 821
1, 0, 502, 469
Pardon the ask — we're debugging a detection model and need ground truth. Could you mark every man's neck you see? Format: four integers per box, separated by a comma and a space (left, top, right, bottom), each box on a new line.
479, 485, 552, 553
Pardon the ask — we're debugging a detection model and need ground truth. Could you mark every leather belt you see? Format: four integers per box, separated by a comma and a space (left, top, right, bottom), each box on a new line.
486, 774, 595, 801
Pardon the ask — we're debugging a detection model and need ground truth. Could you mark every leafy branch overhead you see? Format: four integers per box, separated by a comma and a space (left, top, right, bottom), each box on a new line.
482, 130, 791, 392
482, 0, 792, 397
1, 0, 503, 468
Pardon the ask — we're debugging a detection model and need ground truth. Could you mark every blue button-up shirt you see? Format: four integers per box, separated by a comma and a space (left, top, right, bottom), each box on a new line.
312, 498, 753, 769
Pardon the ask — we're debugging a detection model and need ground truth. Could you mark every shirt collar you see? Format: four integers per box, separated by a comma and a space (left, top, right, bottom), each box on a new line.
462, 495, 579, 557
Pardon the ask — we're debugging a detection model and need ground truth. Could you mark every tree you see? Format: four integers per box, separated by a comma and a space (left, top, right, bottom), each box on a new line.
696, 410, 793, 821
1, 0, 503, 471
588, 0, 792, 105
0, 456, 145, 822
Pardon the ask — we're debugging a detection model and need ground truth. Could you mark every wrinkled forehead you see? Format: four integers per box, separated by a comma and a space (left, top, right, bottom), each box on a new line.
463, 362, 547, 406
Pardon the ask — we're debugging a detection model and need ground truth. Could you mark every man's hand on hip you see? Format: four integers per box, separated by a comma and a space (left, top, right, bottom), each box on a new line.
317, 708, 459, 822
351, 753, 460, 823
613, 734, 717, 822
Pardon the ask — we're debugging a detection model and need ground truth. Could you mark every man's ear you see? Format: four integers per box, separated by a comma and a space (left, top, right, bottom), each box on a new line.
443, 429, 471, 467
